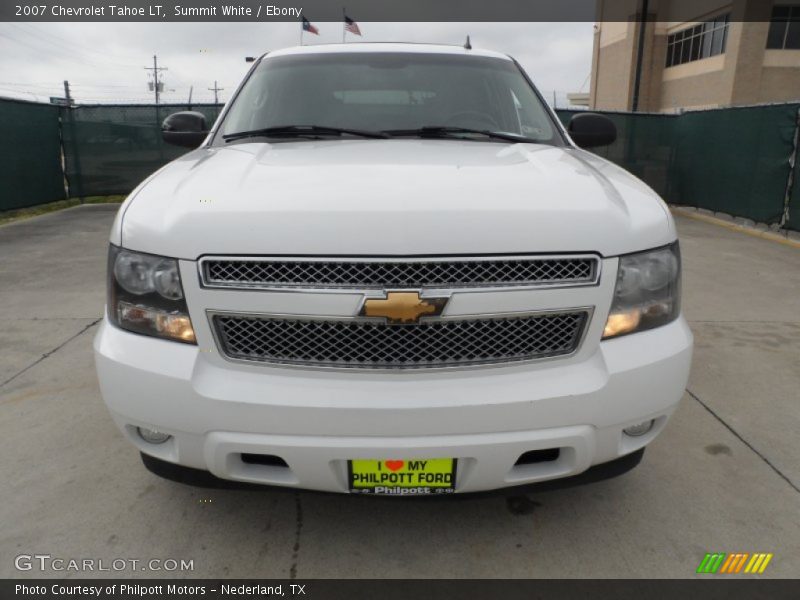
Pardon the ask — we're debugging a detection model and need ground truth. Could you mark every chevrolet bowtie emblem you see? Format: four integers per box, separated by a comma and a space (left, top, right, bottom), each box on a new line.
359, 291, 449, 324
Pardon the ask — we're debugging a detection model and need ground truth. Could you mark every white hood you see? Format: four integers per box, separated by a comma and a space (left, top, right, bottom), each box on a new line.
117, 139, 675, 259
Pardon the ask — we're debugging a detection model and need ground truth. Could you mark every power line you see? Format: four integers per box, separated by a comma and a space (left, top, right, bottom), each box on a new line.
70, 83, 156, 90
12, 23, 143, 62
0, 31, 63, 63
0, 81, 64, 90
3, 26, 141, 69
0, 80, 65, 87
0, 88, 41, 100
10, 23, 142, 67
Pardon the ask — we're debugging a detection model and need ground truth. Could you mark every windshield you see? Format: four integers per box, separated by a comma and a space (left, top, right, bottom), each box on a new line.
217, 52, 562, 145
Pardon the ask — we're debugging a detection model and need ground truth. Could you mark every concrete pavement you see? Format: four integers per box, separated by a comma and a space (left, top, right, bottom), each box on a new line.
1, 204, 798, 578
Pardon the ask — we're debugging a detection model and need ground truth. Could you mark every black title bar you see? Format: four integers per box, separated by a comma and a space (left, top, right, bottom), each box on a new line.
5, 1, 597, 22
4, 579, 800, 600
0, 0, 784, 23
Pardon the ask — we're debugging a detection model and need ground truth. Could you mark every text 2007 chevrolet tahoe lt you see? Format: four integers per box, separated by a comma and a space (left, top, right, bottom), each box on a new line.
94, 43, 693, 495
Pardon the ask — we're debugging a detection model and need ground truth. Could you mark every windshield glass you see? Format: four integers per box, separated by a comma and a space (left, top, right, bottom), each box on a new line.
218, 52, 562, 144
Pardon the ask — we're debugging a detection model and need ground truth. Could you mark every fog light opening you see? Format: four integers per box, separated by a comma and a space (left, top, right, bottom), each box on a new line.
623, 420, 655, 437
514, 448, 561, 466
241, 453, 289, 468
137, 426, 171, 444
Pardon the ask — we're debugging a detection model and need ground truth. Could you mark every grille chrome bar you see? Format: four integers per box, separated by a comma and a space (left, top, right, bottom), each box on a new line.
211, 309, 590, 370
200, 255, 599, 291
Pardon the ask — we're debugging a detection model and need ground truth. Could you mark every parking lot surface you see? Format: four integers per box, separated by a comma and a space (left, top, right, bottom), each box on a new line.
1, 204, 798, 578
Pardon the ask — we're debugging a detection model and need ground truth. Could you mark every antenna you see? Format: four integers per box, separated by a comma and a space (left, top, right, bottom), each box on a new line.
464, 35, 472, 50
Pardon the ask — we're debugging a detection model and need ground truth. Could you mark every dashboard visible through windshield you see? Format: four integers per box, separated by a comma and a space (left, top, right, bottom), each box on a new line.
216, 52, 563, 145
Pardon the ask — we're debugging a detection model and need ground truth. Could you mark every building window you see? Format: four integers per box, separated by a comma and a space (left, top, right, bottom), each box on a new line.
767, 5, 800, 49
666, 14, 730, 68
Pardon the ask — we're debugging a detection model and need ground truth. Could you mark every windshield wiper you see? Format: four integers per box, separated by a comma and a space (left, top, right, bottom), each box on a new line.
383, 126, 537, 144
222, 125, 388, 142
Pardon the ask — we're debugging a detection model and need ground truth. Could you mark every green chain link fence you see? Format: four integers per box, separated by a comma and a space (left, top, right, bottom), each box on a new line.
2, 98, 799, 231
61, 104, 223, 197
668, 104, 799, 225
790, 157, 800, 231
782, 109, 800, 231
0, 98, 66, 211
555, 109, 678, 200
555, 104, 800, 230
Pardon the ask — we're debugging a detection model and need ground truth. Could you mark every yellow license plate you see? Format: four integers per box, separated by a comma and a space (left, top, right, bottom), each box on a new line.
348, 458, 456, 495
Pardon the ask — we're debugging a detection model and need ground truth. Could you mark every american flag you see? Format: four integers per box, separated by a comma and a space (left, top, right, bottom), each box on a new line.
302, 16, 319, 35
344, 15, 361, 36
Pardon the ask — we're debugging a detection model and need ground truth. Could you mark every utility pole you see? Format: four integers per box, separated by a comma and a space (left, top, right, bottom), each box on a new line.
208, 80, 224, 105
631, 0, 649, 112
63, 80, 72, 106
187, 85, 193, 109
145, 55, 167, 162
144, 54, 167, 105
62, 80, 83, 201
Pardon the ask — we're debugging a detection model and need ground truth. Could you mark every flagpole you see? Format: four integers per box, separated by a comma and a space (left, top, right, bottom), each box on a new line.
342, 6, 346, 43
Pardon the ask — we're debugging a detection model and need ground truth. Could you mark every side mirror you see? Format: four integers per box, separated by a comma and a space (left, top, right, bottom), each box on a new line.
161, 111, 208, 148
567, 113, 617, 148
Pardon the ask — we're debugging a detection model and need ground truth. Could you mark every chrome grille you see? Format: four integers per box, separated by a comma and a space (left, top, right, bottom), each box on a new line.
213, 311, 588, 369
201, 256, 598, 290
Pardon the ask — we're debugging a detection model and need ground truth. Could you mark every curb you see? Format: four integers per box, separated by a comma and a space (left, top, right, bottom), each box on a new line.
670, 207, 800, 250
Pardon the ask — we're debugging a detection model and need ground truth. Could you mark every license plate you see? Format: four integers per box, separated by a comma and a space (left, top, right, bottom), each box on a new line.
348, 458, 457, 495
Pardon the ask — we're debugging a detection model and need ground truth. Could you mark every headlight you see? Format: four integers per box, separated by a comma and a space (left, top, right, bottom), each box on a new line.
107, 245, 196, 344
603, 242, 681, 339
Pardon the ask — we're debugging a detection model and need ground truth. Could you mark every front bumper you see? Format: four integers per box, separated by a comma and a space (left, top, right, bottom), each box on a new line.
139, 447, 646, 496
94, 317, 692, 494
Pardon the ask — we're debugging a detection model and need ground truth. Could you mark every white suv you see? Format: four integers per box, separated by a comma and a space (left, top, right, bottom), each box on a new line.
94, 43, 692, 495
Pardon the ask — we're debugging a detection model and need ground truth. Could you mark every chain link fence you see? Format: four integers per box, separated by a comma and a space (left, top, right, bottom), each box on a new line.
62, 104, 223, 197
555, 109, 677, 200
556, 104, 800, 230
1, 98, 799, 231
0, 98, 66, 211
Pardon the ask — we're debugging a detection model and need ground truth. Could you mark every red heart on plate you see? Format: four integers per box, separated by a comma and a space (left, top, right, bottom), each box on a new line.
385, 460, 404, 472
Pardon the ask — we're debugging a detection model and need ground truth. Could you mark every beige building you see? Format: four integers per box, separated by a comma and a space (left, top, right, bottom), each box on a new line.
590, 0, 800, 112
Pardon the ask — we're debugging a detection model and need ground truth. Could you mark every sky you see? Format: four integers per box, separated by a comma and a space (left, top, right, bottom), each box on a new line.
0, 22, 594, 107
